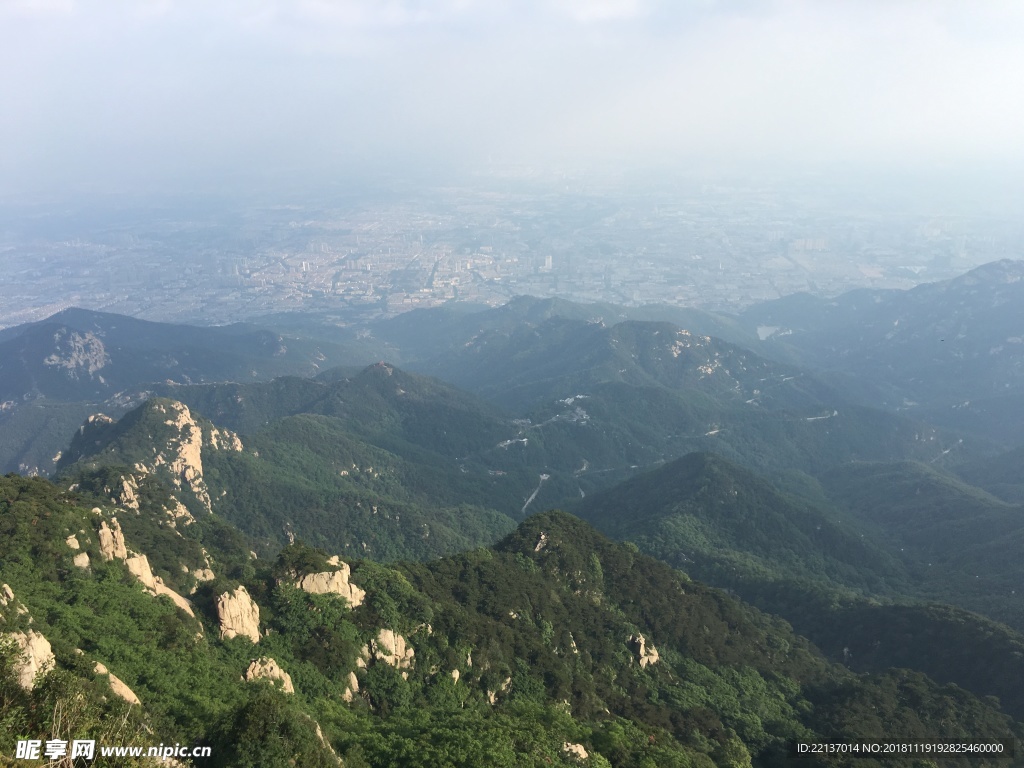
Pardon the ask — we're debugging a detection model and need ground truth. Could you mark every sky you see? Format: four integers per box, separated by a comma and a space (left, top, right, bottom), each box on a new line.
3, 0, 1024, 195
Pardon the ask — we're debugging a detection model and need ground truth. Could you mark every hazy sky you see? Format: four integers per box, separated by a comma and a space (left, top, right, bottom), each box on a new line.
3, 0, 1024, 194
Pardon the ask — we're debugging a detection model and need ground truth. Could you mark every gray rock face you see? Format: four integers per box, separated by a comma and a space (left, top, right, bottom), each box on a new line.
43, 330, 109, 379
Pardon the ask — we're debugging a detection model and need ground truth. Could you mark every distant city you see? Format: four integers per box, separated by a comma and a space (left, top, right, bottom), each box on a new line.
2, 174, 1019, 329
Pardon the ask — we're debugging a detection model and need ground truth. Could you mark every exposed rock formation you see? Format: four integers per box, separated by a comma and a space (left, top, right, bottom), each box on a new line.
94, 662, 142, 706
73, 552, 91, 570
43, 330, 109, 379
371, 629, 414, 677
8, 630, 55, 690
245, 657, 294, 694
125, 554, 158, 591
630, 633, 659, 668
125, 554, 195, 617
487, 676, 512, 706
217, 586, 261, 643
65, 534, 80, 550
341, 671, 360, 702
295, 561, 366, 608
0, 584, 28, 616
563, 742, 589, 761
144, 399, 243, 514
166, 496, 195, 526
84, 413, 115, 429
117, 474, 141, 511
98, 518, 128, 561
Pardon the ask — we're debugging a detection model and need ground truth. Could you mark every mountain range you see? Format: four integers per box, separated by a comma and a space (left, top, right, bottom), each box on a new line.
4, 260, 1024, 764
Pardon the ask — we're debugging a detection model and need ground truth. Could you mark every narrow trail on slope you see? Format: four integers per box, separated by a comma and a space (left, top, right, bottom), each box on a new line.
521, 473, 550, 515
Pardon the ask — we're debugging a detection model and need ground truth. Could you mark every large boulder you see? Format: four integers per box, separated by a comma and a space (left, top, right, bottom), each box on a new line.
94, 662, 142, 706
98, 518, 128, 561
7, 630, 55, 690
217, 586, 260, 643
630, 633, 659, 668
244, 657, 294, 694
125, 554, 195, 617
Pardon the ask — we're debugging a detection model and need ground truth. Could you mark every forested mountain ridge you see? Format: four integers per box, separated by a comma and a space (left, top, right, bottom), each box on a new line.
53, 355, 976, 565
0, 307, 371, 477
0, 307, 361, 402
54, 394, 521, 562
6, 261, 1024, 765
573, 451, 1024, 721
2, 474, 1021, 767
740, 259, 1024, 445
5, 265, 1008, 478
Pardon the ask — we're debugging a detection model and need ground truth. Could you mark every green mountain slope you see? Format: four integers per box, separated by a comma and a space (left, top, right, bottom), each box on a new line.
3, 477, 1021, 767
414, 316, 830, 412
0, 308, 360, 403
573, 452, 908, 599
571, 452, 1024, 719
55, 395, 520, 563
957, 444, 1024, 503
367, 295, 758, 363
741, 259, 1024, 444
820, 461, 1024, 627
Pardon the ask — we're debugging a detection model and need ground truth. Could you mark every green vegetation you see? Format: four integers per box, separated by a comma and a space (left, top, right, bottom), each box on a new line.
4, 475, 1020, 767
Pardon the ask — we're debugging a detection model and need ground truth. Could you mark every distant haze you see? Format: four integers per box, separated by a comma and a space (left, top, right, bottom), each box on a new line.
3, 0, 1024, 195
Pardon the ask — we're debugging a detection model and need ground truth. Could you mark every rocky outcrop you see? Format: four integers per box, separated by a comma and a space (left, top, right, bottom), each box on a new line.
0, 584, 28, 616
370, 629, 414, 677
66, 536, 91, 568
8, 630, 55, 690
245, 657, 294, 694
342, 670, 360, 702
94, 662, 142, 706
630, 633, 659, 668
295, 561, 365, 608
125, 554, 195, 617
166, 496, 195, 527
487, 676, 512, 705
125, 554, 158, 591
563, 742, 589, 761
43, 330, 109, 379
140, 400, 243, 513
117, 474, 141, 511
217, 586, 261, 643
98, 518, 128, 561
